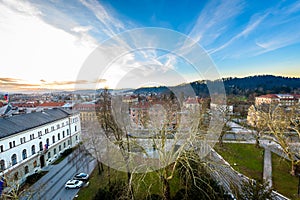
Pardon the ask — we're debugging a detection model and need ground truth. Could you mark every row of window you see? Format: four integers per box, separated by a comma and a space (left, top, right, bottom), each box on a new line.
0, 128, 73, 152
0, 140, 73, 171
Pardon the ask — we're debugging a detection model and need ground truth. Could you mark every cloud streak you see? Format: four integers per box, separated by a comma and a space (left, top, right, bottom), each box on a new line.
188, 0, 245, 46
210, 12, 269, 54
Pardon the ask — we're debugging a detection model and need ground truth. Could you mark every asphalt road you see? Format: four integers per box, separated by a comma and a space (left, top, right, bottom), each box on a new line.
21, 148, 96, 200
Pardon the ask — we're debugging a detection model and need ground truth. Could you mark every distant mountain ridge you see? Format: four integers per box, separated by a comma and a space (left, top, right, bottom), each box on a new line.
131, 75, 300, 97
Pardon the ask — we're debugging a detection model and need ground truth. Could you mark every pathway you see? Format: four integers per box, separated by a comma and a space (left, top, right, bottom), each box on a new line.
263, 148, 273, 188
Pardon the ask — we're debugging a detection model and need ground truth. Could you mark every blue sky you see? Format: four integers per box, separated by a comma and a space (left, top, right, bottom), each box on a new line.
0, 0, 300, 91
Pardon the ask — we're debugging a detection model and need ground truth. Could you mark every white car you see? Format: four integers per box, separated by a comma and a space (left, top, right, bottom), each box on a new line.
65, 179, 84, 189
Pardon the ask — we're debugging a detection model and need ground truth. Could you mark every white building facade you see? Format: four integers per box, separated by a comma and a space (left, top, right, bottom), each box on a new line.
0, 108, 81, 185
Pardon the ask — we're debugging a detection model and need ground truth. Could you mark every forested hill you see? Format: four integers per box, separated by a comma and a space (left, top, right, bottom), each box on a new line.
221, 75, 300, 96
133, 75, 300, 97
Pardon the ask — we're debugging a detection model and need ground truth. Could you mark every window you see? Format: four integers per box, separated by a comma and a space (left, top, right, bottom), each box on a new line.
0, 160, 5, 171
64, 142, 66, 148
11, 154, 17, 166
62, 131, 65, 138
51, 126, 54, 131
67, 129, 69, 135
68, 140, 70, 145
20, 137, 26, 144
31, 145, 36, 155
52, 135, 55, 143
75, 126, 77, 132
30, 134, 35, 140
76, 135, 78, 141
24, 166, 29, 174
9, 141, 16, 148
22, 149, 27, 160
0, 145, 3, 152
54, 148, 56, 155
57, 124, 60, 129
62, 122, 65, 127
45, 128, 49, 134
58, 133, 60, 140
39, 142, 43, 151
38, 131, 42, 137
46, 138, 49, 146
59, 145, 61, 151
48, 152, 51, 159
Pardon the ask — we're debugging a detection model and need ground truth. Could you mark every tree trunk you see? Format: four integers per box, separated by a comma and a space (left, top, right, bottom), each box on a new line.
127, 171, 135, 199
107, 166, 111, 186
255, 137, 260, 148
97, 159, 102, 175
162, 177, 171, 200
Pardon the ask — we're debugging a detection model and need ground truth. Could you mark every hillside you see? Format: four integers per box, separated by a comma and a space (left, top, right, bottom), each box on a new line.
132, 75, 300, 97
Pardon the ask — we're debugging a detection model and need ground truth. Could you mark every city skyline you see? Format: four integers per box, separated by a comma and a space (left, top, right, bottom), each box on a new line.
1, 0, 300, 92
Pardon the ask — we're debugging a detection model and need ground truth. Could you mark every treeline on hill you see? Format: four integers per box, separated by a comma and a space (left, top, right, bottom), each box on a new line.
132, 75, 300, 98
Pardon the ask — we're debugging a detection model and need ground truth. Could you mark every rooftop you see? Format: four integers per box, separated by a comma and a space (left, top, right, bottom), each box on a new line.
0, 108, 75, 139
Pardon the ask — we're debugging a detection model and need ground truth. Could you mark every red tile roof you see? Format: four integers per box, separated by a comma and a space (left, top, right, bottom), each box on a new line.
257, 94, 279, 99
39, 102, 65, 107
12, 102, 39, 107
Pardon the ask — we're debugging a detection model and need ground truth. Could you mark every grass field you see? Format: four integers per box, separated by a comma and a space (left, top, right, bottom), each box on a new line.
215, 143, 300, 200
272, 153, 300, 200
77, 143, 300, 199
77, 165, 182, 200
214, 143, 264, 182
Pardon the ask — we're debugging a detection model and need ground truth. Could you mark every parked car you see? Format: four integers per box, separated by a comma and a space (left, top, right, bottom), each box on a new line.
73, 172, 89, 181
65, 179, 84, 189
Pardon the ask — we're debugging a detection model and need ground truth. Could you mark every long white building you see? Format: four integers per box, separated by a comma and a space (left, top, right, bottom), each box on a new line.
0, 108, 81, 185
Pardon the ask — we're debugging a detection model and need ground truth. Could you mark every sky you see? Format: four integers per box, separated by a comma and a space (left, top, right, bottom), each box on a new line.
0, 0, 300, 92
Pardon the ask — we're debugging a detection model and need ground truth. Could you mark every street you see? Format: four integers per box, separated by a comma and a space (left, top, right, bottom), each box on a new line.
21, 148, 96, 200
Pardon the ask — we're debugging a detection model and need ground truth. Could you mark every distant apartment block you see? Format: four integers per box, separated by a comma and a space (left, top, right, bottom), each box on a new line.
0, 108, 81, 185
73, 103, 99, 125
248, 94, 300, 126
255, 94, 300, 106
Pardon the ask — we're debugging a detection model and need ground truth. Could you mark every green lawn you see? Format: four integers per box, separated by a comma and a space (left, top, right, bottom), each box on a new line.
77, 166, 127, 200
272, 153, 300, 200
214, 143, 264, 182
215, 143, 300, 199
76, 165, 182, 200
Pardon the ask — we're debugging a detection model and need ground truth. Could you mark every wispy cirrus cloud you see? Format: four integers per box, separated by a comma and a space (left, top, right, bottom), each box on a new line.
210, 12, 269, 54
188, 0, 245, 46
79, 0, 126, 38
208, 1, 300, 58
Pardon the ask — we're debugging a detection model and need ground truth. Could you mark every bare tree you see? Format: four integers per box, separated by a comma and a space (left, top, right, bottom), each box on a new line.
137, 94, 219, 200
247, 105, 268, 148
94, 90, 224, 200
263, 104, 300, 175
233, 179, 274, 200
211, 104, 232, 147
96, 89, 135, 198
81, 120, 104, 175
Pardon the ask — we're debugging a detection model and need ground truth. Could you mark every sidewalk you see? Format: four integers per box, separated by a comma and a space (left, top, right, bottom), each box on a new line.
263, 148, 273, 188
